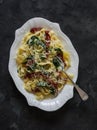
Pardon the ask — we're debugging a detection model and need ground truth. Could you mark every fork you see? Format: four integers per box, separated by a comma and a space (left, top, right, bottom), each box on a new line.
57, 56, 89, 101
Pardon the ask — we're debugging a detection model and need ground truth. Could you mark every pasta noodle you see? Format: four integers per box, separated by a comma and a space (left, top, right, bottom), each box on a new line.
16, 27, 71, 100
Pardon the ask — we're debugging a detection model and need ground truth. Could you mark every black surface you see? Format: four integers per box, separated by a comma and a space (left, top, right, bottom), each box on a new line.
0, 0, 97, 130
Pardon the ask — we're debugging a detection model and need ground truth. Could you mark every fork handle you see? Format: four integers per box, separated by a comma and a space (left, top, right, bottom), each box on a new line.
73, 84, 89, 101
63, 71, 89, 101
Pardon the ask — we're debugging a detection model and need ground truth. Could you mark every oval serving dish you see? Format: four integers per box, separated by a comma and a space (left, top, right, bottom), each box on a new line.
8, 17, 79, 111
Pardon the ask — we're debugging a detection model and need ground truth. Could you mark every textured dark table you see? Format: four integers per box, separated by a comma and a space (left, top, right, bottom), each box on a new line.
0, 0, 97, 130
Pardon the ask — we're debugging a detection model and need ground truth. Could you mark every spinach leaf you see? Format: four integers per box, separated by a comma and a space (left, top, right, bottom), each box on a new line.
22, 55, 34, 64
37, 81, 57, 95
53, 56, 60, 68
55, 48, 63, 55
49, 87, 56, 95
37, 81, 48, 87
37, 40, 46, 49
27, 36, 46, 49
27, 63, 37, 72
27, 36, 39, 46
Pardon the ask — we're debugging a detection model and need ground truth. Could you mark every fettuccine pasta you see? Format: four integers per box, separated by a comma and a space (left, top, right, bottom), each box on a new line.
16, 27, 71, 100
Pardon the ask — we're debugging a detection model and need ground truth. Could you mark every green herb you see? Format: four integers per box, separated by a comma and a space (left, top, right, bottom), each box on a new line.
37, 40, 46, 49
40, 56, 46, 60
49, 87, 56, 95
42, 71, 50, 76
27, 36, 46, 49
37, 81, 57, 95
37, 81, 48, 87
27, 55, 34, 59
22, 55, 34, 64
40, 54, 46, 60
27, 36, 39, 46
26, 67, 32, 73
55, 48, 63, 55
27, 63, 37, 72
53, 56, 60, 68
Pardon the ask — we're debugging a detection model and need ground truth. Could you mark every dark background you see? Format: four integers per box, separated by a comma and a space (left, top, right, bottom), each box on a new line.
0, 0, 97, 130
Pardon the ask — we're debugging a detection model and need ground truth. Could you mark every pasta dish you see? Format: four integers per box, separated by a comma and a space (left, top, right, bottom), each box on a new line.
16, 27, 71, 99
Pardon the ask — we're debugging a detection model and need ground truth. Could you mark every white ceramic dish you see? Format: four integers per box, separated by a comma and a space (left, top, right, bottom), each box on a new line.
8, 17, 79, 111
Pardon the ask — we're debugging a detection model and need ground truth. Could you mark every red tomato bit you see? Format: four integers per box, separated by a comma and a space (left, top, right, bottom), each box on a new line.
45, 31, 51, 46
30, 27, 42, 33
45, 31, 50, 41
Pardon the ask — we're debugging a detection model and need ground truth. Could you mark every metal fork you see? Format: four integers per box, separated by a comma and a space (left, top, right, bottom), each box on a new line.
57, 57, 89, 101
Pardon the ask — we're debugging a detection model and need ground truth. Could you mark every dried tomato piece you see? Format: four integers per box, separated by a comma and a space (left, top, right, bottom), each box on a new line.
45, 31, 51, 46
31, 88, 40, 93
45, 31, 50, 40
34, 88, 40, 92
24, 73, 32, 79
30, 27, 42, 33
